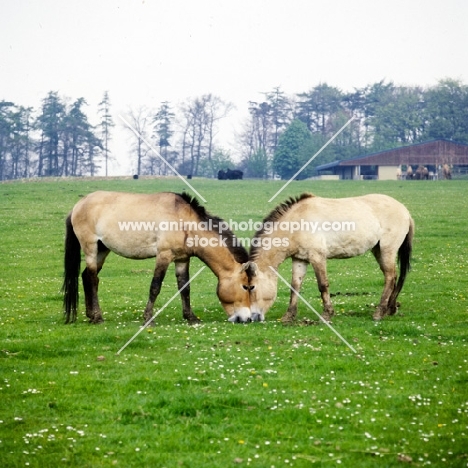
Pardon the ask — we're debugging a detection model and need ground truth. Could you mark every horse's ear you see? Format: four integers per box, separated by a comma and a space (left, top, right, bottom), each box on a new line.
242, 261, 258, 276
241, 262, 250, 273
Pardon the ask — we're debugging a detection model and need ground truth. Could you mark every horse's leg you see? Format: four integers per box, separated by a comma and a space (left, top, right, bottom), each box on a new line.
82, 242, 110, 324
311, 258, 334, 322
281, 259, 308, 323
82, 268, 98, 321
372, 244, 397, 320
174, 260, 200, 324
143, 254, 171, 325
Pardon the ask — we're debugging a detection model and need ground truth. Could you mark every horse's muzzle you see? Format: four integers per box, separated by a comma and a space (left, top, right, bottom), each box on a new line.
228, 307, 252, 323
228, 315, 252, 323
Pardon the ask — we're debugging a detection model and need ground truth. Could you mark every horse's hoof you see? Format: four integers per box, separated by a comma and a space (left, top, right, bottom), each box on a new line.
281, 314, 295, 324
143, 319, 156, 327
373, 307, 387, 320
90, 317, 104, 324
321, 309, 335, 323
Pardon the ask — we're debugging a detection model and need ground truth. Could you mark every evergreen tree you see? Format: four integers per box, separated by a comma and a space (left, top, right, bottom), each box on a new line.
0, 101, 15, 180
98, 91, 114, 176
10, 106, 33, 178
36, 91, 66, 176
273, 119, 313, 180
424, 78, 468, 144
296, 83, 343, 135
152, 101, 175, 175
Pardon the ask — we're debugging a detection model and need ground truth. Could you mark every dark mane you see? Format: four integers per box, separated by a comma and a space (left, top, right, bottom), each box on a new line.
177, 192, 248, 263
250, 193, 315, 260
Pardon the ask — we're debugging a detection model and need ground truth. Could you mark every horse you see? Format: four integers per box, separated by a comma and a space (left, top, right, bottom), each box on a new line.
415, 165, 429, 180
406, 165, 413, 180
442, 164, 452, 180
62, 191, 252, 325
246, 193, 414, 322
218, 169, 243, 180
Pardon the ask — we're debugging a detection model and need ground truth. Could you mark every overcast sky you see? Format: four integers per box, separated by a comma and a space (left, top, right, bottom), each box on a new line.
2, 0, 467, 174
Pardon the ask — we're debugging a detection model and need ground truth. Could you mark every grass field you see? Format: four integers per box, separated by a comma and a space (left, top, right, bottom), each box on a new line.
0, 177, 467, 467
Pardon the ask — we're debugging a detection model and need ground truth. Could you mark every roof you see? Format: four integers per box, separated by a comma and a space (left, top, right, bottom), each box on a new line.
316, 139, 468, 171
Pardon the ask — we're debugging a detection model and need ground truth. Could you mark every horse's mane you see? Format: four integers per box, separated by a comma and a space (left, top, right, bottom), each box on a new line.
250, 193, 315, 260
177, 192, 248, 263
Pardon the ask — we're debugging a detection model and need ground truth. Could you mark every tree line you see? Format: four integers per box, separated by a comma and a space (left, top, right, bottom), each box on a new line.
1, 78, 467, 180
0, 91, 113, 180
247, 78, 468, 179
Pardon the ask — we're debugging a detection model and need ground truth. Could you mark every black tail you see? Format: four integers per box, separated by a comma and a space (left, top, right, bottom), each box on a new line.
392, 217, 414, 301
62, 214, 81, 323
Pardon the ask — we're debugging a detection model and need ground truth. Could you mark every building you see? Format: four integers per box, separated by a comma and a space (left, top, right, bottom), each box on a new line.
315, 139, 468, 180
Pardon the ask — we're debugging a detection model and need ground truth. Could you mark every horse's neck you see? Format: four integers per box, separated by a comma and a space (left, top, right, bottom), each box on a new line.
252, 238, 288, 271
193, 237, 239, 278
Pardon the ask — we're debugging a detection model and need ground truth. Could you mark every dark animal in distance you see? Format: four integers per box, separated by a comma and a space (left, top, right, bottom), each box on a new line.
218, 169, 243, 180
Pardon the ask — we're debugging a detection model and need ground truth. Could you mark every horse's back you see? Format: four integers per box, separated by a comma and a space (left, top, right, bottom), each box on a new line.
291, 193, 412, 259
358, 193, 412, 229
69, 191, 190, 260
302, 193, 410, 222
71, 191, 187, 222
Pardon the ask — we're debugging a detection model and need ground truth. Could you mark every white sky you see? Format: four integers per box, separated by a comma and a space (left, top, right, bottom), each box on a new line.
1, 0, 467, 174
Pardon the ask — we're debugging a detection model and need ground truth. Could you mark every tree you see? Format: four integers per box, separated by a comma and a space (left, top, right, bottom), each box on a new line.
423, 78, 468, 144
10, 105, 34, 179
0, 102, 34, 180
197, 148, 235, 177
98, 91, 114, 176
362, 82, 426, 151
245, 148, 269, 178
273, 119, 313, 179
296, 83, 343, 135
246, 101, 272, 155
178, 94, 232, 177
325, 109, 362, 161
179, 97, 207, 176
63, 98, 90, 176
0, 101, 15, 180
264, 86, 293, 153
36, 91, 66, 176
152, 101, 176, 175
239, 101, 274, 177
241, 87, 293, 174
204, 95, 233, 177
123, 106, 151, 176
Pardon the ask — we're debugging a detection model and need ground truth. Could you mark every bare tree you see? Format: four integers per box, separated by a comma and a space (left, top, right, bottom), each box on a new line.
205, 95, 233, 176
123, 106, 151, 175
179, 94, 232, 177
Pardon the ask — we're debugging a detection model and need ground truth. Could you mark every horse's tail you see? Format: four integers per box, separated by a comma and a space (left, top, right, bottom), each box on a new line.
393, 216, 415, 300
62, 214, 81, 323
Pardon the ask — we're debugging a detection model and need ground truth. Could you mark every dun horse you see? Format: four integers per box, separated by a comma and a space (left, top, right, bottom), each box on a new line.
62, 191, 252, 324
247, 193, 414, 322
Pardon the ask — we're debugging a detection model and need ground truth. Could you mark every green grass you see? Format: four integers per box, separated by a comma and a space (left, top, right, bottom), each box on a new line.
0, 177, 467, 467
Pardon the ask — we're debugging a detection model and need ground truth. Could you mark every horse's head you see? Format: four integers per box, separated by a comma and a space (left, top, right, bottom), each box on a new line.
217, 264, 252, 323
244, 262, 277, 322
